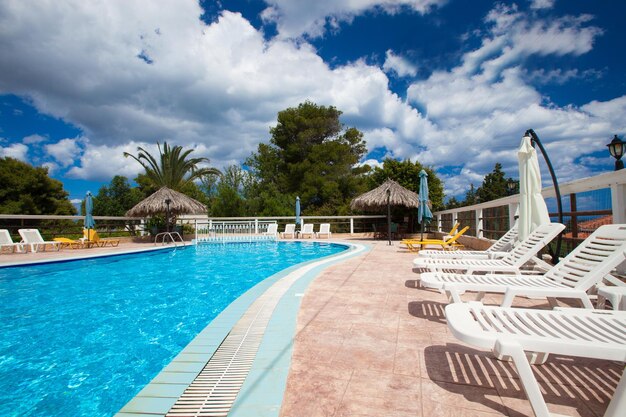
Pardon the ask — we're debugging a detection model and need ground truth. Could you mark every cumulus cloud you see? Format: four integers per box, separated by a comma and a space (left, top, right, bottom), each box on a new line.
0, 0, 622, 200
382, 50, 418, 77
23, 134, 47, 144
530, 0, 555, 10
0, 143, 29, 161
406, 4, 617, 192
260, 0, 446, 39
0, 1, 433, 181
45, 138, 82, 167
41, 161, 58, 175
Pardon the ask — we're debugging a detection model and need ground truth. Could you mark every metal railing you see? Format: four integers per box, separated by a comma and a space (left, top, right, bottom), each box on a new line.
194, 220, 278, 243
431, 170, 626, 256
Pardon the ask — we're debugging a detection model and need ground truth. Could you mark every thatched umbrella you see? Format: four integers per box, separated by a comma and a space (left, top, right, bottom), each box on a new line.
351, 179, 419, 245
126, 187, 207, 232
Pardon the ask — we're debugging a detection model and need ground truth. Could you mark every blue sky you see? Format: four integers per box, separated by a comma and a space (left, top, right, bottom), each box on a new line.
1, 0, 625, 205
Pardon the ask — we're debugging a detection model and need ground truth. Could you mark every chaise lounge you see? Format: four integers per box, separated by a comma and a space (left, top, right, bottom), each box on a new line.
419, 224, 626, 308
445, 302, 626, 417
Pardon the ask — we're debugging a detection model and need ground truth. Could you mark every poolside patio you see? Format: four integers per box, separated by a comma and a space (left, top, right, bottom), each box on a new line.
0, 236, 621, 417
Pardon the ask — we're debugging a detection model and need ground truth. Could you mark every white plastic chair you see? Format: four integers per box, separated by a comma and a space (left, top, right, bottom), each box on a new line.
299, 224, 314, 238
281, 224, 296, 239
316, 223, 332, 239
264, 223, 278, 237
417, 225, 518, 259
445, 302, 626, 417
413, 222, 564, 274
18, 229, 62, 252
420, 224, 626, 308
0, 229, 25, 254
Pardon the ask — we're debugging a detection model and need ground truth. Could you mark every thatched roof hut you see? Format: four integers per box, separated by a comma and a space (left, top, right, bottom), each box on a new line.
126, 187, 207, 217
351, 179, 419, 211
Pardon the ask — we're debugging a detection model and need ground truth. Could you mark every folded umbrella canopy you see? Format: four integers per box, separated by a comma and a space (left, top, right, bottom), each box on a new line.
517, 135, 551, 242
418, 170, 433, 241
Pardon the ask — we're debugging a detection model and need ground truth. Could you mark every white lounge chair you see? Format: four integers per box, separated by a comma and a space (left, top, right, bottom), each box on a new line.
299, 224, 314, 238
264, 223, 278, 237
18, 228, 62, 252
281, 224, 296, 239
413, 222, 565, 274
445, 302, 626, 417
420, 224, 626, 308
0, 229, 25, 254
417, 224, 518, 259
316, 223, 332, 239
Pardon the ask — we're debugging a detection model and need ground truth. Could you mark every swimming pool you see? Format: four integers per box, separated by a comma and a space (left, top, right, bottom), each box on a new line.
0, 241, 347, 417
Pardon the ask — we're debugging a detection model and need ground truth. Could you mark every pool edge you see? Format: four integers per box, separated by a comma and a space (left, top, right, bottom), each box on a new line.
116, 240, 369, 417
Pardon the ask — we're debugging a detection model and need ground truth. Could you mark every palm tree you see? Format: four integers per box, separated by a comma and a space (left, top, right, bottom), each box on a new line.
124, 142, 221, 191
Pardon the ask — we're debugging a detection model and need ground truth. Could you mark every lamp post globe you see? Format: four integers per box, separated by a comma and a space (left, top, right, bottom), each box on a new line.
607, 135, 625, 171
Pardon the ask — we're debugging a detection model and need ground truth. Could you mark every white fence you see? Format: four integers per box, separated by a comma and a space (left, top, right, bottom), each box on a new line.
431, 170, 626, 241
194, 220, 278, 243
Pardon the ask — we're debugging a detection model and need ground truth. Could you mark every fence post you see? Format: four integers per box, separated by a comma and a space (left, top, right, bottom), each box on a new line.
350, 217, 354, 235
508, 203, 518, 229
194, 219, 198, 243
611, 183, 626, 224
476, 208, 483, 239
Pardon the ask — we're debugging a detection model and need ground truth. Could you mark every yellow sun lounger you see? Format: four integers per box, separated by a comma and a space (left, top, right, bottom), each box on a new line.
401, 225, 469, 252
83, 229, 121, 247
53, 237, 86, 249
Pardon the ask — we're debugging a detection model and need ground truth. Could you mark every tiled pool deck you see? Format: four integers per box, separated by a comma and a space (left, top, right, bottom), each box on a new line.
1, 236, 622, 416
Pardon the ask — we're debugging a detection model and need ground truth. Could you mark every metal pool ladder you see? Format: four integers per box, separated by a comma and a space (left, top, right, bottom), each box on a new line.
154, 232, 184, 246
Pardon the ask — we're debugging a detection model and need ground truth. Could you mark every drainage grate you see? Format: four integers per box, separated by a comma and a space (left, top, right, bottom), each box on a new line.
166, 278, 289, 417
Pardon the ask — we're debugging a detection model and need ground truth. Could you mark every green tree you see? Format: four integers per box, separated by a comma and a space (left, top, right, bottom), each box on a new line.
476, 163, 509, 203
92, 176, 144, 216
445, 196, 462, 210
208, 165, 248, 217
246, 101, 368, 215
124, 142, 221, 192
369, 158, 444, 211
0, 157, 76, 215
464, 183, 478, 206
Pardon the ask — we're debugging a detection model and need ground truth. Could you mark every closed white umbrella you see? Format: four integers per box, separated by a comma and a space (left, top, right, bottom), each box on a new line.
517, 134, 551, 242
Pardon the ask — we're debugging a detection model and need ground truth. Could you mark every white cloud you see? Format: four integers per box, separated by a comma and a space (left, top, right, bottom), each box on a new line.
0, 1, 434, 182
530, 0, 555, 10
0, 143, 29, 161
357, 158, 384, 169
0, 1, 621, 200
405, 5, 617, 189
524, 68, 603, 85
382, 50, 418, 77
23, 134, 47, 144
260, 0, 446, 39
41, 161, 58, 175
44, 138, 82, 166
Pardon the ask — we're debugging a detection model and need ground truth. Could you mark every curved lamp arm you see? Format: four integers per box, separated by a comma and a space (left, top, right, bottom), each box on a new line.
525, 129, 563, 264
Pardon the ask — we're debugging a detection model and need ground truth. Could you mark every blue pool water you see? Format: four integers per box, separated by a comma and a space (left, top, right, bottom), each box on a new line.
0, 241, 346, 417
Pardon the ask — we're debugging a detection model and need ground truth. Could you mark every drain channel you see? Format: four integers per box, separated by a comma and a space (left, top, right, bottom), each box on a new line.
165, 277, 289, 416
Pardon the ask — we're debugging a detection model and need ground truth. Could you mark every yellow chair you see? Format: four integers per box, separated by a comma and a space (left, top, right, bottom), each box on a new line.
83, 229, 121, 247
401, 226, 469, 252
53, 237, 85, 249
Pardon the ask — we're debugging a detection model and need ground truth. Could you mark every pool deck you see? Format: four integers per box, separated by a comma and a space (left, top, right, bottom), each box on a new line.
1, 236, 621, 416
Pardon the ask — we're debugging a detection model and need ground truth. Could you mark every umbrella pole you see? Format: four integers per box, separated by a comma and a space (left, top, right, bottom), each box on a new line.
420, 220, 424, 241
387, 189, 391, 245
526, 129, 563, 263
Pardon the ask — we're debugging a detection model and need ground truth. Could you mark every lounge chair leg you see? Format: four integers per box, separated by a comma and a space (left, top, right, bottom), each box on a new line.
474, 291, 486, 302
494, 339, 553, 417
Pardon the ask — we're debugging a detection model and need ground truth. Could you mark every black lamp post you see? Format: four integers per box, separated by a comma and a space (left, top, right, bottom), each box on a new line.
524, 129, 563, 264
607, 134, 625, 171
164, 198, 171, 233
506, 178, 517, 195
